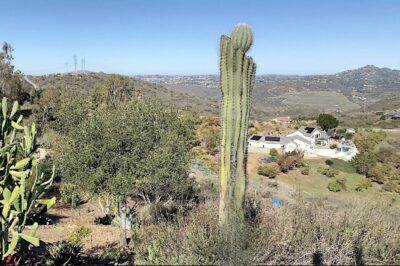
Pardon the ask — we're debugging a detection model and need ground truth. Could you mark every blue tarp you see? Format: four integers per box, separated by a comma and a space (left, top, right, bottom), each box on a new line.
272, 198, 281, 207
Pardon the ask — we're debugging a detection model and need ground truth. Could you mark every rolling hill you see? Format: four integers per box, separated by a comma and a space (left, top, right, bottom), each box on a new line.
25, 65, 400, 120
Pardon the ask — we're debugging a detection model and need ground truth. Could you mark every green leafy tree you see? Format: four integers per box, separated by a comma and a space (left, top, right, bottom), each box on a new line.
52, 89, 93, 134
0, 42, 26, 103
57, 100, 194, 246
32, 86, 62, 130
316, 113, 338, 131
92, 74, 138, 108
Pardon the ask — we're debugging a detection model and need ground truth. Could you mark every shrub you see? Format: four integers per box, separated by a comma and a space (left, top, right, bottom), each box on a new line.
301, 167, 310, 175
329, 144, 337, 149
94, 242, 135, 265
276, 155, 294, 172
345, 132, 353, 140
138, 201, 179, 225
382, 181, 398, 193
292, 154, 304, 168
336, 177, 347, 190
193, 151, 217, 173
327, 180, 343, 192
325, 159, 333, 166
318, 167, 339, 178
43, 241, 83, 266
355, 178, 373, 191
60, 182, 81, 207
94, 214, 114, 225
269, 148, 278, 156
258, 162, 281, 178
267, 180, 279, 189
367, 163, 391, 184
68, 225, 92, 244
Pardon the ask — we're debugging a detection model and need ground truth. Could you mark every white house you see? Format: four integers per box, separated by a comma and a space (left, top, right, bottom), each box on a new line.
248, 126, 357, 160
286, 126, 330, 147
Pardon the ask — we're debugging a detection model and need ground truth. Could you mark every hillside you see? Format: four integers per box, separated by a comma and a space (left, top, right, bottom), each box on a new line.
26, 72, 221, 116
26, 65, 400, 120
138, 65, 400, 116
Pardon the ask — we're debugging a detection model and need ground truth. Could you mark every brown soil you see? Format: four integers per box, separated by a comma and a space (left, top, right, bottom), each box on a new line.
32, 199, 120, 248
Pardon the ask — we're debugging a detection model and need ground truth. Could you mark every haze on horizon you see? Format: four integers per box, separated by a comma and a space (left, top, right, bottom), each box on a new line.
2, 0, 400, 76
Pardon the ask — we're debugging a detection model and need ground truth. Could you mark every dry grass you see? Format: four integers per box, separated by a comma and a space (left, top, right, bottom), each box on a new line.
131, 197, 400, 265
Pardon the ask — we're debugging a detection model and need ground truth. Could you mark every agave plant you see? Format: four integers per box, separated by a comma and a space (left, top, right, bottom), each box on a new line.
43, 241, 83, 266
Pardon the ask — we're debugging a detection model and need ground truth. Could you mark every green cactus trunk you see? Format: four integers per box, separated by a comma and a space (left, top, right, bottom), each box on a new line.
219, 24, 256, 225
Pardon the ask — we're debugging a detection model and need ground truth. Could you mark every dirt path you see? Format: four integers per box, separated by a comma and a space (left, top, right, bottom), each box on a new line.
23, 75, 39, 90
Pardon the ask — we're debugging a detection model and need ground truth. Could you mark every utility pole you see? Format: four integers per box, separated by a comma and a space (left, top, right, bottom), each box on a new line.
73, 55, 77, 72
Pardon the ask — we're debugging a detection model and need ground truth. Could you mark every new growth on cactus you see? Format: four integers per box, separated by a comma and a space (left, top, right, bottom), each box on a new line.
219, 24, 256, 225
0, 98, 56, 262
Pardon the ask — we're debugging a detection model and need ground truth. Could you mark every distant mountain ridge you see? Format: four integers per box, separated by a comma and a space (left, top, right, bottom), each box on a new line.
137, 65, 399, 112
26, 65, 400, 120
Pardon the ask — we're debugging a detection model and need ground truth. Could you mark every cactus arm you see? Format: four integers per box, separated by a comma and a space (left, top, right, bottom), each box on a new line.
219, 36, 234, 225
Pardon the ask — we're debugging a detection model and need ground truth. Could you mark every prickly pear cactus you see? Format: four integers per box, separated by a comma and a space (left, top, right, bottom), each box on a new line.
219, 24, 256, 225
0, 98, 56, 260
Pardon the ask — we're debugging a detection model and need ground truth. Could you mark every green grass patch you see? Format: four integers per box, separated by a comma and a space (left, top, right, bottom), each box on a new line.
329, 158, 357, 174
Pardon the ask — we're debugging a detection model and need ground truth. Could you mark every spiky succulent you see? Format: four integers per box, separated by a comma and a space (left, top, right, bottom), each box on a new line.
219, 24, 256, 225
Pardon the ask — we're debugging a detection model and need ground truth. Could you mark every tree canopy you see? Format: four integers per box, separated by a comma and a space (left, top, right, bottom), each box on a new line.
0, 42, 27, 102
316, 113, 339, 131
56, 100, 195, 202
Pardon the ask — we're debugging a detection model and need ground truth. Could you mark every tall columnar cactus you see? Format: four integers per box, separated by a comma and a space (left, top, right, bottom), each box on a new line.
0, 98, 55, 262
219, 24, 256, 225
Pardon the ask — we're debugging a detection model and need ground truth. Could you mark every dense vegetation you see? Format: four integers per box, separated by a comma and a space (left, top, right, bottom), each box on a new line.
352, 131, 400, 194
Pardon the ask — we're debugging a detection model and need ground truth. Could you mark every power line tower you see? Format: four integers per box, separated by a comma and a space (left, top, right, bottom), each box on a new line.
81, 57, 86, 71
65, 62, 69, 73
73, 55, 77, 72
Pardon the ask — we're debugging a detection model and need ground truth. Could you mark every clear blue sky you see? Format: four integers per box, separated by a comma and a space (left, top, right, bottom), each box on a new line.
2, 0, 400, 75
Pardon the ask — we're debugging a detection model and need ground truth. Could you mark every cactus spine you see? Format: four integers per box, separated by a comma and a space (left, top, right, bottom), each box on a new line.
219, 24, 256, 225
0, 98, 55, 261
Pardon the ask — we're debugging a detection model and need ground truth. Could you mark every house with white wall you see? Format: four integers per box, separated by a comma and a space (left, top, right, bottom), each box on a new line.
248, 126, 357, 160
286, 126, 330, 147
